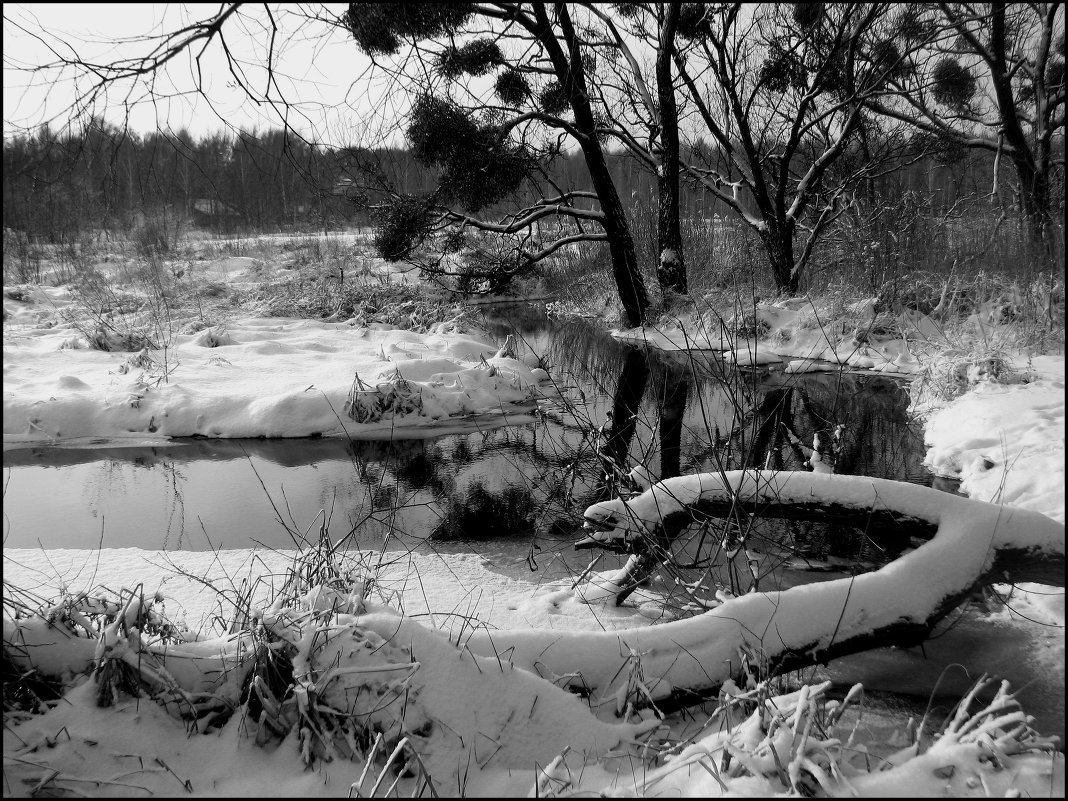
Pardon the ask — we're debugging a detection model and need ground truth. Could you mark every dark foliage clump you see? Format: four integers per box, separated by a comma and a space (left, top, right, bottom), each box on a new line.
441, 229, 468, 253
372, 194, 434, 261
931, 57, 977, 109
803, 41, 850, 96
538, 82, 570, 115
611, 2, 643, 20
495, 68, 530, 106
436, 38, 503, 78
677, 3, 711, 39
760, 46, 808, 93
591, 112, 611, 145
869, 40, 906, 80
896, 6, 936, 43
440, 141, 535, 213
792, 3, 823, 29
407, 94, 536, 212
345, 3, 474, 55
908, 131, 967, 166
407, 94, 480, 166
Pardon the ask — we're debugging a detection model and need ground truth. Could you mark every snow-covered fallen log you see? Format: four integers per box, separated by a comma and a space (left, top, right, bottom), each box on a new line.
467, 470, 1064, 713
3, 579, 656, 793
3, 472, 1063, 795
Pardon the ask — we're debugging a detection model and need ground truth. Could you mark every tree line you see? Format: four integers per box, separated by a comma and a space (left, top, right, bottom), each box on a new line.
342, 2, 1063, 325
2, 121, 349, 242
5, 3, 1064, 326
3, 117, 1022, 240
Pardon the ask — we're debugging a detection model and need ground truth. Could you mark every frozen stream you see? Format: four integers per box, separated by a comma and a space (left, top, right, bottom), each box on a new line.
8, 306, 1059, 743
4, 307, 933, 555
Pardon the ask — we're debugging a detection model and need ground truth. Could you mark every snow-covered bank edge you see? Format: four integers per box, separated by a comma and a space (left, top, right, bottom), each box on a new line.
5, 288, 1065, 795
3, 317, 554, 444
5, 477, 1064, 798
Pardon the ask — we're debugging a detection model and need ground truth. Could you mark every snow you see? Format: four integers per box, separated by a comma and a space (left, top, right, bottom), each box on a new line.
2, 547, 663, 638
471, 471, 1064, 704
3, 279, 1064, 796
612, 324, 732, 352
919, 352, 1066, 733
4, 316, 553, 444
614, 298, 924, 376
923, 354, 1065, 525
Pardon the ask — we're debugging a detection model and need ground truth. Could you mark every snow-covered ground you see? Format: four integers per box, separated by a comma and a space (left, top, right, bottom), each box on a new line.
613, 297, 924, 374
4, 314, 551, 443
923, 354, 1065, 526
920, 353, 1065, 755
3, 275, 1064, 796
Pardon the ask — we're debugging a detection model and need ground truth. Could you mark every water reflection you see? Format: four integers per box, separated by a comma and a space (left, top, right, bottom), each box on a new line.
3, 307, 929, 562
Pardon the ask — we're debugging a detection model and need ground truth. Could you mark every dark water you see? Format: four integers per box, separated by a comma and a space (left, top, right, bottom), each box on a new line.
3, 306, 931, 557
7, 304, 1061, 746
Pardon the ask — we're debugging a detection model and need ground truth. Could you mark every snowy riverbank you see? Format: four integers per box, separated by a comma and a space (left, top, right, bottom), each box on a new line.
3, 312, 551, 444
4, 288, 1064, 796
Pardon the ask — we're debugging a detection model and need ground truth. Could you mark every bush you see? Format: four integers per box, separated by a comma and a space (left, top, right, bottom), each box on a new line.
133, 219, 171, 256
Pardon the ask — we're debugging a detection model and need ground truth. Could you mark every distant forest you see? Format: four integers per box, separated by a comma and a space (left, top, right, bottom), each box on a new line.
2, 120, 1045, 243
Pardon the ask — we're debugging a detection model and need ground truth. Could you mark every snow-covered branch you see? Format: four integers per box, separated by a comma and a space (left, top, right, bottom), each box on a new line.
467, 470, 1064, 710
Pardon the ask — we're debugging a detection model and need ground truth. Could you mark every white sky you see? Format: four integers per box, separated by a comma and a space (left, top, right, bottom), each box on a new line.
2, 3, 403, 146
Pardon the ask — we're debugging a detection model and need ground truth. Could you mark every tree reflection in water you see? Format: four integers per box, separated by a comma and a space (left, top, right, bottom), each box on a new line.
565, 331, 927, 609
4, 311, 928, 602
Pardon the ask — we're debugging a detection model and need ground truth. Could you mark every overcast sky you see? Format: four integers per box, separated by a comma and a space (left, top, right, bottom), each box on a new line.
3, 3, 401, 145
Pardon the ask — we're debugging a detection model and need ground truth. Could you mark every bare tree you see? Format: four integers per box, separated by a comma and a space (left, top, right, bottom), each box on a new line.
669, 3, 921, 294
580, 2, 689, 296
343, 3, 652, 325
868, 3, 1065, 241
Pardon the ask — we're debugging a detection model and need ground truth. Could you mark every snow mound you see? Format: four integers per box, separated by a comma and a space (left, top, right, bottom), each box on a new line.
924, 354, 1065, 523
613, 298, 924, 375
3, 316, 553, 443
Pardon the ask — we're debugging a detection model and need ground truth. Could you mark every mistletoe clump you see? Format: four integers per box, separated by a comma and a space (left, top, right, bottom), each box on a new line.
537, 82, 570, 115
495, 68, 530, 106
345, 3, 474, 56
677, 3, 712, 39
407, 94, 536, 212
436, 38, 503, 79
931, 57, 977, 109
372, 194, 435, 261
792, 2, 823, 29
760, 45, 808, 93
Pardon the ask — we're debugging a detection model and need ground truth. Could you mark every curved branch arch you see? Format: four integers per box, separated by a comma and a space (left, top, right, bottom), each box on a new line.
467, 470, 1064, 711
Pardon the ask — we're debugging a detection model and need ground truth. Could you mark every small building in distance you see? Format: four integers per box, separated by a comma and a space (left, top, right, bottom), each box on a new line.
191, 198, 242, 228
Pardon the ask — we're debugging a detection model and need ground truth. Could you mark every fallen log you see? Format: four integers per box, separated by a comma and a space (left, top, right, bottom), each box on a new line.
468, 470, 1064, 715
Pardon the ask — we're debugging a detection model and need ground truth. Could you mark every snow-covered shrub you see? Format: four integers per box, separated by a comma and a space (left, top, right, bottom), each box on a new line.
191, 325, 234, 348
726, 310, 772, 339
89, 326, 156, 352
345, 373, 425, 423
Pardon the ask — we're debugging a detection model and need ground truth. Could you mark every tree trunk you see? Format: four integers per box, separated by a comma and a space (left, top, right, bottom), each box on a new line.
532, 2, 649, 328
762, 225, 799, 294
1013, 155, 1054, 245
583, 142, 650, 327
655, 2, 686, 296
470, 471, 1064, 706
986, 3, 1054, 248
